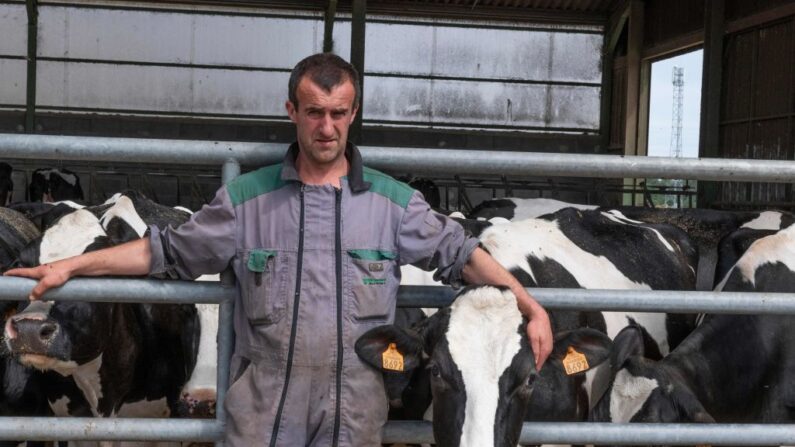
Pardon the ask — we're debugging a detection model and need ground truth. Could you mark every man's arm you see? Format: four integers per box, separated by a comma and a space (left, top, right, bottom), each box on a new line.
462, 247, 553, 370
4, 238, 151, 300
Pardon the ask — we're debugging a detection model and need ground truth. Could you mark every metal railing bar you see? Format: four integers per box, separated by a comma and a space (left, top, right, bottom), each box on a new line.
2, 279, 795, 315
4, 133, 795, 182
0, 418, 793, 445
0, 276, 234, 304
399, 286, 795, 314
382, 421, 795, 445
0, 417, 222, 442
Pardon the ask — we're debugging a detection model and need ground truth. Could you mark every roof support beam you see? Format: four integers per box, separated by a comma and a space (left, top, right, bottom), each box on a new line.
323, 0, 337, 53
622, 0, 643, 205
698, 0, 725, 208
622, 0, 643, 157
25, 0, 38, 133
349, 0, 366, 144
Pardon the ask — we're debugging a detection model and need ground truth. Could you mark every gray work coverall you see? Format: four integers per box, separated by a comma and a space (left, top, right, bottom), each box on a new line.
148, 143, 478, 446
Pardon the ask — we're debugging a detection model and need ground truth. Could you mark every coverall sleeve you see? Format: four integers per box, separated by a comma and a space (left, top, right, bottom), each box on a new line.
397, 191, 479, 288
148, 186, 236, 280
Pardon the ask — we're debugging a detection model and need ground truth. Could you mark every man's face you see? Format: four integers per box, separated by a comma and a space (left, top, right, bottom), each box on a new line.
286, 77, 358, 167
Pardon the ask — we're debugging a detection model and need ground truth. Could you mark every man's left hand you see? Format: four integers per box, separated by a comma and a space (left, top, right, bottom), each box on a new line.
524, 305, 553, 370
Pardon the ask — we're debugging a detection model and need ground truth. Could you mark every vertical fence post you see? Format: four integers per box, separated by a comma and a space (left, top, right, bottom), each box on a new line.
215, 158, 241, 447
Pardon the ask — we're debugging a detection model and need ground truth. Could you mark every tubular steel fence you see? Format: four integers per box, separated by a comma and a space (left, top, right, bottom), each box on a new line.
1, 132, 795, 445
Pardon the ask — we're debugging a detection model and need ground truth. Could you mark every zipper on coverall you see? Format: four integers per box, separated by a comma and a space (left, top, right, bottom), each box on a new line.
269, 185, 305, 446
331, 188, 343, 446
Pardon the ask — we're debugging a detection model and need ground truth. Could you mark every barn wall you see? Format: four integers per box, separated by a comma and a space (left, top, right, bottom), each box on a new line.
718, 15, 794, 208
643, 0, 704, 52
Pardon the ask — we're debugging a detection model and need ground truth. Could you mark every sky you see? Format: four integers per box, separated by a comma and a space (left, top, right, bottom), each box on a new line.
646, 49, 703, 158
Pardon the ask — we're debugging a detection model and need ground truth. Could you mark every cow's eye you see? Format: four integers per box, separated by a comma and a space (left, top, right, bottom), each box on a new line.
430, 364, 441, 378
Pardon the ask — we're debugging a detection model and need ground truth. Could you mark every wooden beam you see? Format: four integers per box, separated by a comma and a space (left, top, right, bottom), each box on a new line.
323, 0, 337, 53
349, 0, 366, 144
622, 0, 643, 205
725, 2, 795, 34
599, 27, 614, 152
623, 0, 643, 157
641, 30, 703, 60
25, 0, 38, 133
698, 0, 725, 208
606, 0, 630, 54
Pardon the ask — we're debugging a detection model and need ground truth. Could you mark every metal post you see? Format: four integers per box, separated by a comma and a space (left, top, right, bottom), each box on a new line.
349, 0, 366, 144
323, 0, 338, 53
24, 0, 38, 133
215, 158, 240, 447
698, 0, 726, 208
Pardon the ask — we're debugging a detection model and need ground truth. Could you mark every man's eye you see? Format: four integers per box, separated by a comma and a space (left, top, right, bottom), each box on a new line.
332, 111, 346, 119
308, 110, 322, 118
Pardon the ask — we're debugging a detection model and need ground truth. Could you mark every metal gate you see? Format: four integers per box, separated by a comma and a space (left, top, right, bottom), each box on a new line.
2, 133, 795, 445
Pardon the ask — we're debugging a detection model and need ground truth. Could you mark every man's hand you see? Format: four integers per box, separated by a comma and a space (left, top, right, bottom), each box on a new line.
461, 247, 554, 370
4, 263, 71, 300
523, 301, 553, 371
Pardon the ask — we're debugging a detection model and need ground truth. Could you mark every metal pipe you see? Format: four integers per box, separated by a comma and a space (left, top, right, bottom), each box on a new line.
4, 279, 795, 314
398, 285, 795, 314
382, 421, 795, 445
0, 417, 222, 442
221, 158, 241, 185
4, 133, 795, 182
0, 276, 233, 304
215, 158, 240, 447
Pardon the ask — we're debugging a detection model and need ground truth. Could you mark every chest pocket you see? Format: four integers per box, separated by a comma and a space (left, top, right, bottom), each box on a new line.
347, 249, 396, 322
241, 249, 288, 325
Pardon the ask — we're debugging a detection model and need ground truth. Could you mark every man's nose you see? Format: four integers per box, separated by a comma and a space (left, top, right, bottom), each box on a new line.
318, 114, 335, 136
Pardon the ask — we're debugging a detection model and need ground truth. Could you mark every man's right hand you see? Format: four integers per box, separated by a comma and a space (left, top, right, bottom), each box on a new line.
4, 263, 72, 300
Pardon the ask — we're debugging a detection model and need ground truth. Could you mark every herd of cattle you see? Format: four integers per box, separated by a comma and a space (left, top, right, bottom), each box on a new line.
1, 165, 795, 447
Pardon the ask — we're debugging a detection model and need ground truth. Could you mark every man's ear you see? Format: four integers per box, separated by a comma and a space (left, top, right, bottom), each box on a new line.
349, 105, 359, 124
285, 100, 297, 123
355, 324, 423, 374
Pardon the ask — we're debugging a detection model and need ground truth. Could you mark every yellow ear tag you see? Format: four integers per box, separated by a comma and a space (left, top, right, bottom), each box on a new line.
382, 343, 404, 372
562, 347, 589, 375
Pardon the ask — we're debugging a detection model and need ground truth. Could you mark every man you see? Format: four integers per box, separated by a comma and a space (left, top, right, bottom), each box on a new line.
5, 53, 551, 446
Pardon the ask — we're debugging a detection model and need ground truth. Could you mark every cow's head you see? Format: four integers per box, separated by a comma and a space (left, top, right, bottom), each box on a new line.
590, 324, 714, 426
357, 286, 611, 447
3, 299, 116, 373
29, 168, 84, 203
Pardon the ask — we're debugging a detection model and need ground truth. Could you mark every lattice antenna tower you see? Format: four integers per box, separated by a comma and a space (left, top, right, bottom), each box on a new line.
669, 66, 684, 158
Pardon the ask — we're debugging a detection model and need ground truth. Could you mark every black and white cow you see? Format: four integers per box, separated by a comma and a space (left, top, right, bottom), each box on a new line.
0, 163, 12, 207
478, 208, 698, 355
29, 168, 84, 203
0, 207, 52, 447
590, 224, 795, 429
4, 191, 201, 423
357, 285, 612, 447
370, 207, 699, 446
468, 198, 598, 221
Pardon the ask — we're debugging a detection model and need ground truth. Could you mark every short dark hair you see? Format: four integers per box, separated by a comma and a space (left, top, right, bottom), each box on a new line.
288, 53, 361, 109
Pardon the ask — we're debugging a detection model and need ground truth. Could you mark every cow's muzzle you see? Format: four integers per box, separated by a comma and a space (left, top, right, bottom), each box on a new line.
4, 312, 60, 357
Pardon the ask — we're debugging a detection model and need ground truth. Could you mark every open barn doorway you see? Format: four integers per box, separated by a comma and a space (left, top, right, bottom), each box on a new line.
645, 49, 703, 208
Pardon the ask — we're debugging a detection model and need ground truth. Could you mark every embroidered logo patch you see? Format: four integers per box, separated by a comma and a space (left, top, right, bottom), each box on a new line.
363, 278, 386, 285
369, 262, 384, 272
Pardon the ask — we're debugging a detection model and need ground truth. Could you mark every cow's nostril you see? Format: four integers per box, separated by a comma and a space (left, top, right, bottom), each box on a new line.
39, 323, 57, 341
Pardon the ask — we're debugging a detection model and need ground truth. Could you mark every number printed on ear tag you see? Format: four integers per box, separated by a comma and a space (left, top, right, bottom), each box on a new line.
382, 343, 404, 372
562, 347, 589, 375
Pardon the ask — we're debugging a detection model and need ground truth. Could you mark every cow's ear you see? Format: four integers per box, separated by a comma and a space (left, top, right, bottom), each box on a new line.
550, 328, 612, 374
677, 389, 715, 423
610, 324, 650, 372
355, 325, 423, 374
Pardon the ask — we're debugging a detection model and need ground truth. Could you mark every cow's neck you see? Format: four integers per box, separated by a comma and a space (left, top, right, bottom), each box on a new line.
664, 314, 772, 421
